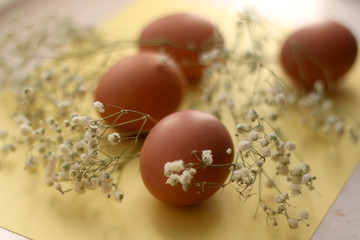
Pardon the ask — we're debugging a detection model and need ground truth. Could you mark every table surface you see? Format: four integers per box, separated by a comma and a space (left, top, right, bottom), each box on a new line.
0, 0, 359, 239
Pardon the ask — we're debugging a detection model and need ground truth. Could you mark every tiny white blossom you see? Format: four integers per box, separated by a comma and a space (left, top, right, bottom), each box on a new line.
232, 167, 250, 181
24, 154, 37, 170
290, 183, 302, 195
90, 177, 100, 187
247, 109, 259, 121
100, 182, 113, 193
237, 140, 251, 152
54, 183, 63, 193
277, 164, 289, 175
71, 116, 89, 128
288, 218, 299, 229
201, 150, 213, 166
269, 132, 278, 141
19, 123, 33, 136
275, 92, 287, 106
23, 87, 34, 98
286, 141, 296, 151
299, 209, 309, 220
59, 143, 72, 156
113, 191, 124, 202
301, 173, 312, 184
226, 148, 233, 154
164, 159, 185, 176
15, 114, 29, 125
277, 203, 286, 212
260, 146, 271, 157
292, 163, 310, 176
188, 168, 197, 176
58, 100, 71, 114
57, 171, 69, 182
236, 123, 250, 133
165, 174, 181, 186
180, 169, 194, 190
93, 101, 105, 113
248, 131, 260, 141
80, 153, 91, 164
0, 130, 8, 140
273, 192, 289, 203
108, 132, 121, 145
74, 180, 86, 194
259, 138, 269, 147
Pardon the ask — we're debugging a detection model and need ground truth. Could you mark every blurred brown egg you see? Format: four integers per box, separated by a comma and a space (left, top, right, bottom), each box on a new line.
138, 13, 224, 84
279, 21, 358, 91
95, 52, 185, 133
140, 110, 234, 206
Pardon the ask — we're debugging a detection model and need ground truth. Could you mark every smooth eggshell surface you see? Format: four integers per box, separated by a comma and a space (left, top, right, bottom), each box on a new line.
138, 13, 223, 84
95, 52, 186, 133
140, 110, 234, 206
280, 21, 358, 91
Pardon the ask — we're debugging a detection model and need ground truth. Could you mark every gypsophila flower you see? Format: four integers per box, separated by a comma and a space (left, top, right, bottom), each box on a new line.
0, 130, 8, 140
71, 115, 89, 128
238, 140, 252, 152
247, 109, 259, 121
275, 92, 287, 106
287, 218, 299, 229
54, 183, 63, 193
277, 203, 286, 212
232, 167, 251, 181
248, 130, 260, 141
259, 138, 269, 147
19, 123, 32, 136
100, 182, 113, 193
113, 191, 124, 202
273, 192, 289, 203
299, 209, 309, 220
290, 184, 302, 195
80, 153, 91, 164
164, 159, 185, 176
93, 101, 105, 113
201, 150, 213, 166
180, 169, 195, 190
58, 100, 72, 114
226, 148, 233, 154
260, 146, 271, 157
74, 180, 86, 194
285, 141, 296, 151
292, 163, 310, 176
236, 123, 250, 133
107, 132, 121, 145
301, 173, 312, 184
166, 173, 181, 186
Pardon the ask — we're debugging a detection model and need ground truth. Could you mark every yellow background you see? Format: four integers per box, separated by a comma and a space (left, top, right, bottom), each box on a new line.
0, 0, 359, 239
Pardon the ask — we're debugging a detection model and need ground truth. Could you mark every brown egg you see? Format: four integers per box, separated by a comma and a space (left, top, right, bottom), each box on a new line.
138, 13, 224, 84
279, 21, 358, 91
95, 52, 185, 133
140, 110, 234, 206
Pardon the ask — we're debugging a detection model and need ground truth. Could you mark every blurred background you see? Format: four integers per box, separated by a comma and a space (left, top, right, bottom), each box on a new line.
0, 0, 359, 39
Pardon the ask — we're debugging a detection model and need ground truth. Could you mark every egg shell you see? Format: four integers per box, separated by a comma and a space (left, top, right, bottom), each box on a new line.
138, 13, 223, 84
140, 110, 234, 206
279, 21, 358, 91
95, 52, 186, 133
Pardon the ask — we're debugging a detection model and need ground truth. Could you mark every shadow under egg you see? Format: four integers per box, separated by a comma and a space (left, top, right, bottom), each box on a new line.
146, 195, 225, 240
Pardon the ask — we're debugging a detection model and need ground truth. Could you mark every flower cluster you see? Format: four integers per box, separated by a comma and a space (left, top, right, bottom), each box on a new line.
0, 16, 151, 202
14, 98, 153, 201
164, 150, 217, 191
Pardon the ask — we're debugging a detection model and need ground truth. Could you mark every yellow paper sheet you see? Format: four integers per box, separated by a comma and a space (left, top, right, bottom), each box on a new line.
0, 0, 359, 239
